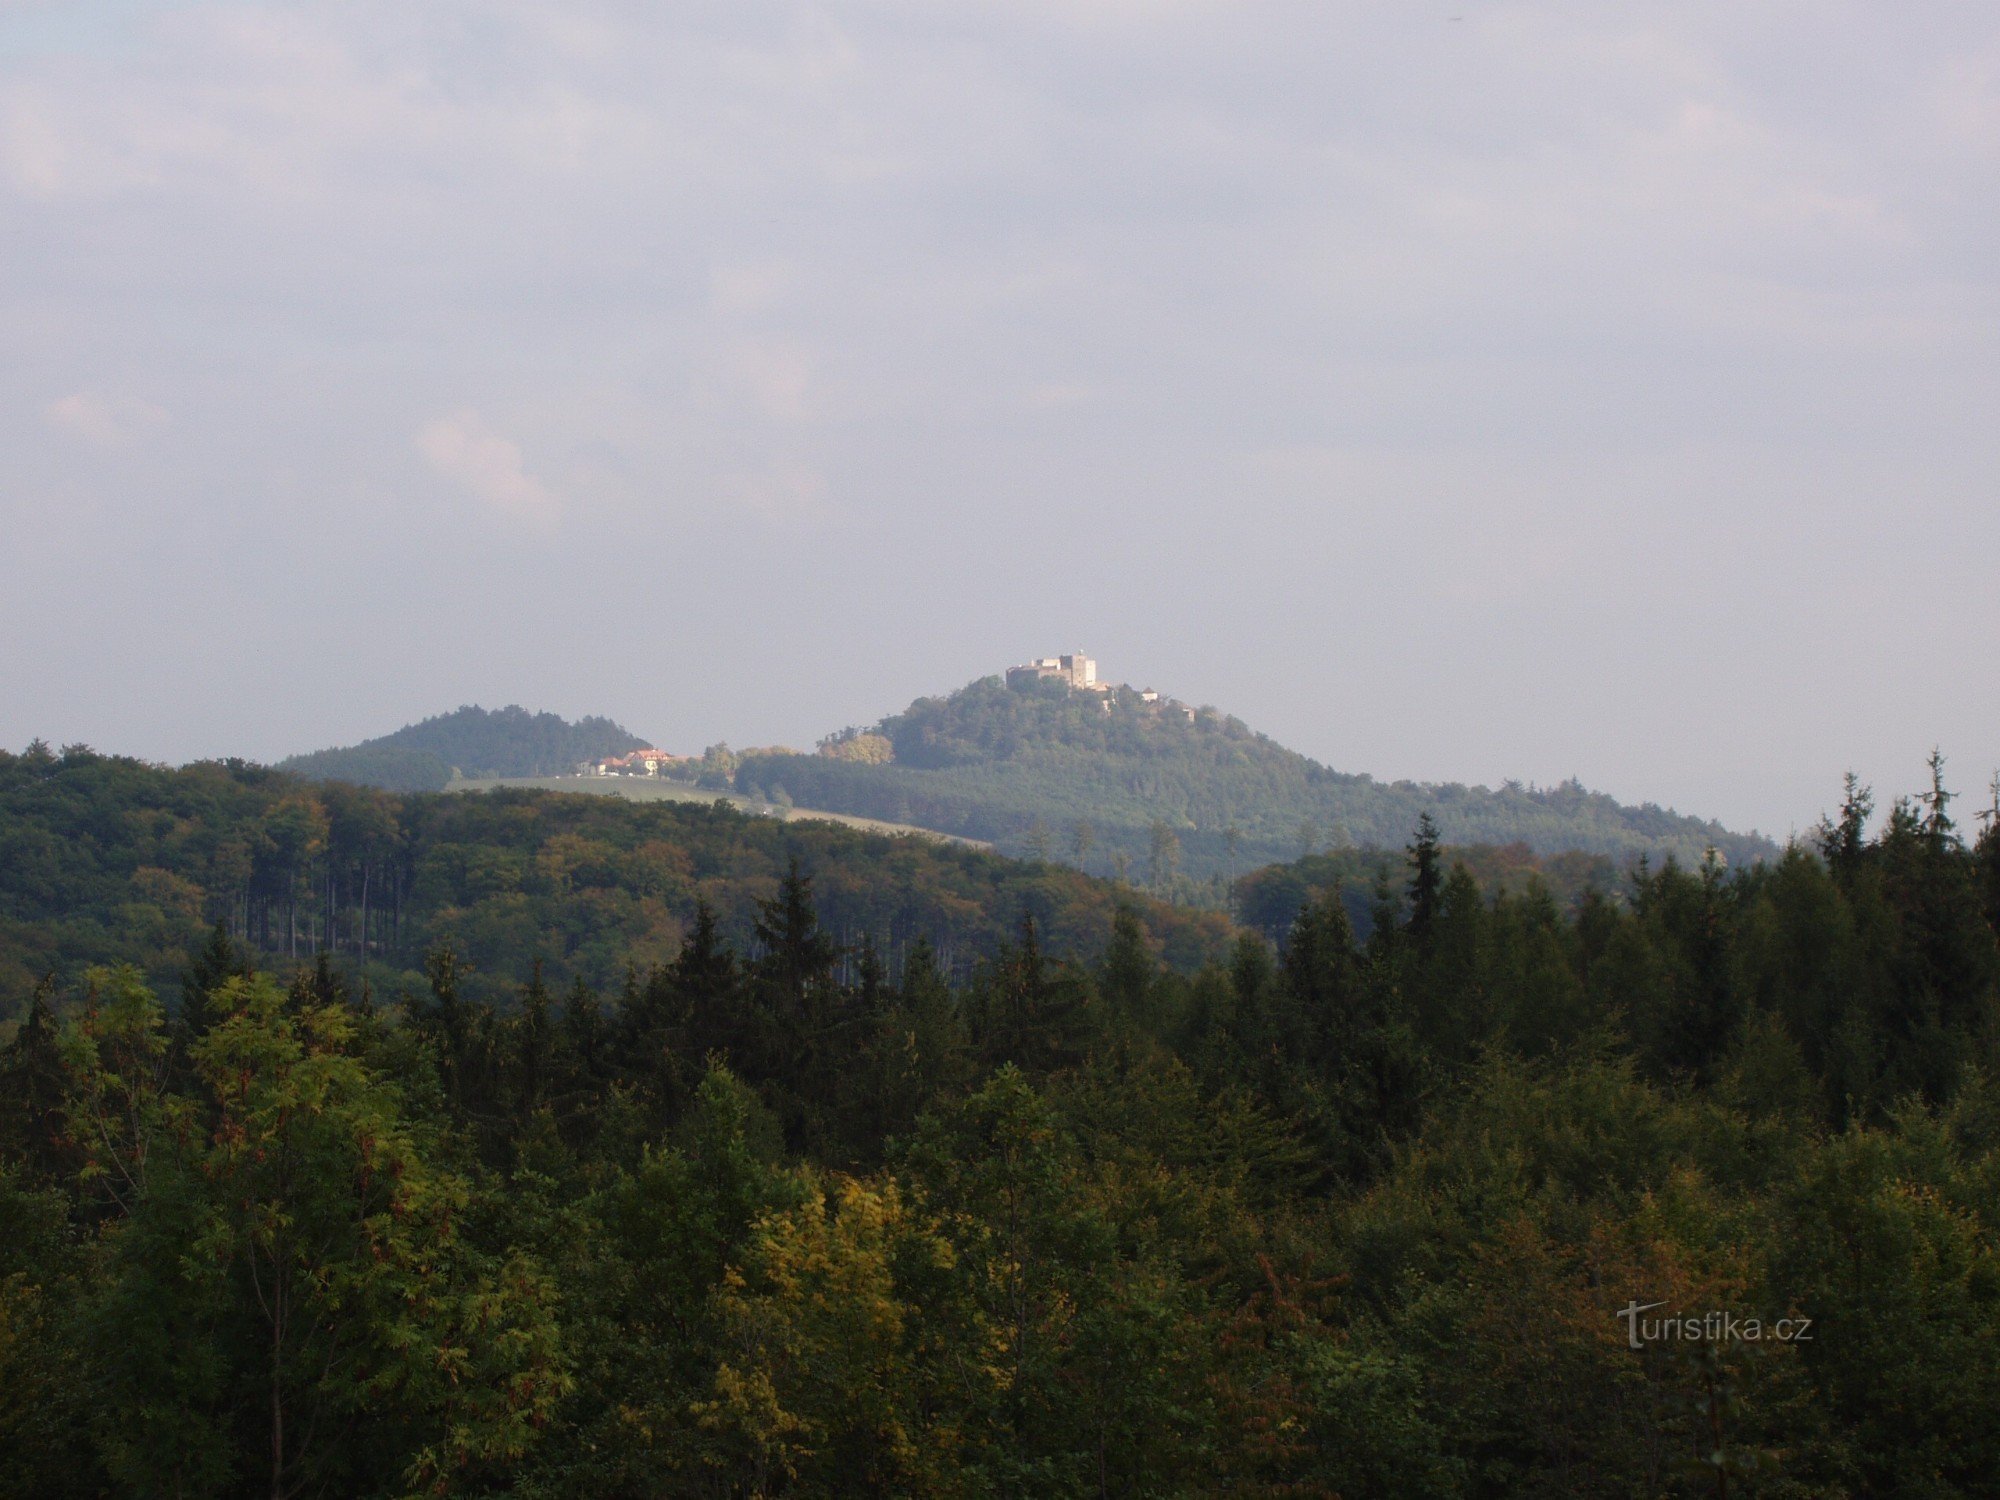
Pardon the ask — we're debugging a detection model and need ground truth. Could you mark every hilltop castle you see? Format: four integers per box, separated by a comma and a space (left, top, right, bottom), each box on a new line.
1005, 651, 1199, 722
1005, 652, 1105, 691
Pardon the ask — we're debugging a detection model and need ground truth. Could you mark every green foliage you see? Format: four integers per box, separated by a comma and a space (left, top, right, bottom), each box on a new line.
280, 704, 650, 790
738, 674, 1777, 879
2, 767, 1998, 1495
0, 747, 1231, 1020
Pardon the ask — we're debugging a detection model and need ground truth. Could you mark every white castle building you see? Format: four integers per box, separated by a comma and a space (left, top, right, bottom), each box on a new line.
1005, 652, 1103, 691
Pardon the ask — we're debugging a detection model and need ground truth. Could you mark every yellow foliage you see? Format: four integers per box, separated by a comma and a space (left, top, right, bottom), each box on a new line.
817, 733, 895, 765
702, 1174, 974, 1493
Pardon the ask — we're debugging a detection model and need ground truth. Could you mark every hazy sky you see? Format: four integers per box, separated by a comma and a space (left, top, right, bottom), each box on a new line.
5, 1, 1997, 841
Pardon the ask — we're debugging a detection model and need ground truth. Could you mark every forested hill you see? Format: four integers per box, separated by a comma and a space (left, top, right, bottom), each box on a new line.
279, 705, 648, 792
6, 743, 1999, 1495
0, 744, 1229, 1018
736, 674, 1776, 881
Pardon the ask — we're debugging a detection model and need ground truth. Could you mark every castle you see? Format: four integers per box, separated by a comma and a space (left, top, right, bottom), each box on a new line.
1005, 652, 1104, 691
1005, 651, 1197, 722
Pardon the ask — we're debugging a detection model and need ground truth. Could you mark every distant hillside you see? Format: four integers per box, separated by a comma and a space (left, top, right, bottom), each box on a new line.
732, 674, 1777, 883
280, 705, 649, 792
0, 744, 1230, 1017
1231, 842, 1630, 942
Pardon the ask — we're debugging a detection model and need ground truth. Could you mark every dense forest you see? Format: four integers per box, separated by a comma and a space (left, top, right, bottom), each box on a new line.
732, 675, 1775, 880
272, 679, 1774, 884
1231, 839, 1628, 940
0, 743, 1231, 1021
280, 706, 650, 793
3, 745, 1998, 1496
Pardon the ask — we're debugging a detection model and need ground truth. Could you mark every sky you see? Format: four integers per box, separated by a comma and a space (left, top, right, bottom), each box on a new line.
4, 0, 1997, 842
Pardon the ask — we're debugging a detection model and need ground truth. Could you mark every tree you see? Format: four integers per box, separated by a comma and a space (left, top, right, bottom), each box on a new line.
750, 861, 841, 1142
1099, 904, 1160, 1037
0, 978, 71, 1186
702, 1175, 963, 1493
871, 939, 968, 1141
1024, 818, 1052, 862
0, 1161, 106, 1498
515, 959, 554, 1116
897, 1068, 1209, 1491
670, 897, 741, 1060
176, 921, 254, 1050
1406, 812, 1444, 945
410, 942, 485, 1119
970, 916, 1088, 1074
82, 974, 569, 1497
1817, 772, 1874, 882
753, 861, 839, 1030
1921, 747, 1957, 851
1976, 773, 2000, 941
1147, 821, 1182, 894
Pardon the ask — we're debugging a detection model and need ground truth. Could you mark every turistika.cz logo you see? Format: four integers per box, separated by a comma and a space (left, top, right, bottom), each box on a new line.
1616, 1301, 1814, 1350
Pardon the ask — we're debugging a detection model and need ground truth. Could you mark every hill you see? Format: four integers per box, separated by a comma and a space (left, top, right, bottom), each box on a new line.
5, 738, 1997, 1496
731, 674, 1777, 883
0, 743, 1229, 1018
278, 704, 649, 792
446, 771, 991, 846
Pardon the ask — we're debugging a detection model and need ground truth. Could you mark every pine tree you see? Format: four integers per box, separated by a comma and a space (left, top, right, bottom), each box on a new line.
675, 898, 742, 1061
413, 942, 483, 1118
175, 921, 253, 1046
973, 915, 1086, 1074
1099, 904, 1159, 1037
0, 978, 71, 1184
749, 861, 840, 1142
1817, 772, 1874, 882
516, 960, 553, 1116
561, 975, 605, 1080
753, 861, 838, 1033
1405, 813, 1444, 945
1976, 773, 2000, 942
1922, 748, 1958, 852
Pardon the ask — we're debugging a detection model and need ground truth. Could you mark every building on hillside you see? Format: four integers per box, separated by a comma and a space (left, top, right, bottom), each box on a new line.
592, 749, 688, 777
1006, 652, 1103, 691
1135, 688, 1194, 722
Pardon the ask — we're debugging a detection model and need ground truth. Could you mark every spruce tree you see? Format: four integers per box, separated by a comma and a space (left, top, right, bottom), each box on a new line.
0, 979, 70, 1184
675, 898, 742, 1062
516, 960, 553, 1116
176, 921, 252, 1045
1405, 812, 1444, 946
1818, 772, 1874, 882
1099, 904, 1158, 1035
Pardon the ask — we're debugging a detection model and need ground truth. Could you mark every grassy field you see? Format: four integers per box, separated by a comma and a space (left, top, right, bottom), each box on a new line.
444, 774, 990, 848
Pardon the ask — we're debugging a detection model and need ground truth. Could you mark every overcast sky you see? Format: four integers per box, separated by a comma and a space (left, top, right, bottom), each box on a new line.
5, 1, 1997, 840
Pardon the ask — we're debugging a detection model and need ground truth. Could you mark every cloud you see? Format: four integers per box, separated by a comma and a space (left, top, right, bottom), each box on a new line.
726, 340, 815, 424
709, 259, 799, 317
4, 1, 2000, 832
42, 391, 167, 446
1022, 381, 1101, 411
415, 409, 557, 524
728, 462, 827, 523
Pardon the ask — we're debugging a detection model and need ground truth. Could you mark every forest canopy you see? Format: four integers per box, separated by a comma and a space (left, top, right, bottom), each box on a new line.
732, 675, 1776, 879
0, 743, 1232, 1020
3, 754, 1998, 1497
279, 705, 650, 792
